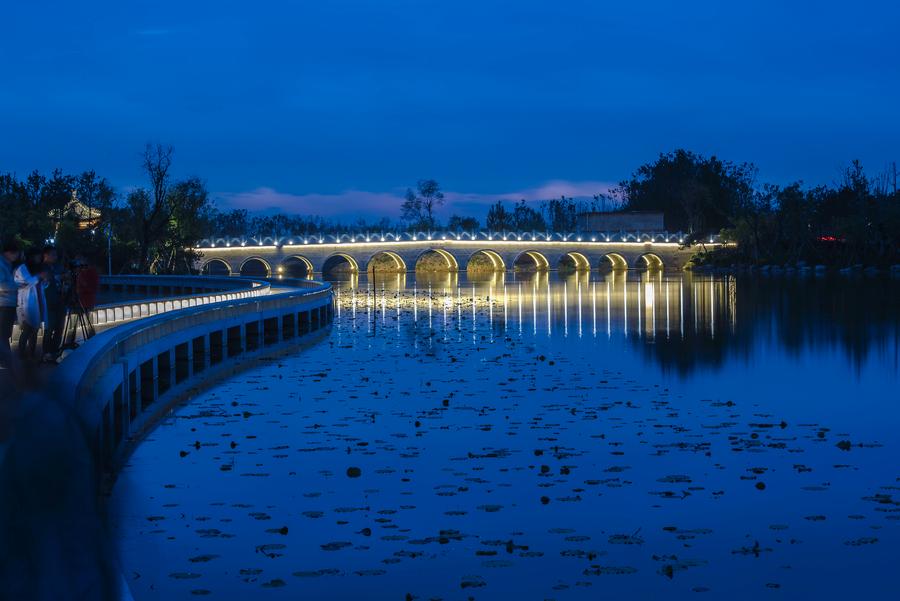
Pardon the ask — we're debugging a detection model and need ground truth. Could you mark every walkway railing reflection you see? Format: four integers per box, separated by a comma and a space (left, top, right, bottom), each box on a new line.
332, 273, 737, 340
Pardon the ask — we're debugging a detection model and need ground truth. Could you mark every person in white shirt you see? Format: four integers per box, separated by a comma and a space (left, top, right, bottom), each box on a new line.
14, 249, 48, 362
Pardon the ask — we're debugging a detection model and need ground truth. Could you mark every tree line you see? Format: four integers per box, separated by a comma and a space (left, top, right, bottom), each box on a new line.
1, 144, 214, 274
3, 145, 897, 274
613, 149, 899, 267
173, 151, 900, 267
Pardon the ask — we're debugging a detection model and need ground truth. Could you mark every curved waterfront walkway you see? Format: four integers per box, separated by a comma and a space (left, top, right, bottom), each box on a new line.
0, 274, 334, 600
53, 275, 332, 473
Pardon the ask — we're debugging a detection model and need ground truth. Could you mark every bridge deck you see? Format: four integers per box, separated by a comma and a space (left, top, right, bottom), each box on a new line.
196, 237, 718, 278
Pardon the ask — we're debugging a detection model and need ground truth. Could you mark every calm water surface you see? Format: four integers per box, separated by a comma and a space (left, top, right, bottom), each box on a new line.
111, 272, 899, 600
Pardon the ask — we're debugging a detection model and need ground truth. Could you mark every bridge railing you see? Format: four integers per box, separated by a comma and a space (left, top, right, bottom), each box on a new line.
10, 275, 271, 347
92, 275, 270, 327
50, 277, 333, 474
197, 230, 719, 248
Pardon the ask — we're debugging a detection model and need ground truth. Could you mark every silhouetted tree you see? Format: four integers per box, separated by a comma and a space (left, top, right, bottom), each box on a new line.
486, 201, 513, 230
447, 214, 479, 231
512, 200, 546, 230
122, 144, 216, 273
541, 196, 577, 231
127, 144, 173, 272
401, 179, 444, 229
157, 177, 213, 273
215, 209, 250, 238
616, 149, 756, 239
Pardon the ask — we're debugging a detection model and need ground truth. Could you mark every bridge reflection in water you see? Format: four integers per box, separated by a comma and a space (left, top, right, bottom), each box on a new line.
330, 272, 736, 340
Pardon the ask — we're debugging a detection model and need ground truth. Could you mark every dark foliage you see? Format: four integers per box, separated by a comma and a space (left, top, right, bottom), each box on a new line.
615, 149, 756, 238
717, 161, 900, 266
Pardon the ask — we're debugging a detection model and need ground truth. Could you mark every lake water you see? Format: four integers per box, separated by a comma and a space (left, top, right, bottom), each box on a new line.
111, 272, 899, 600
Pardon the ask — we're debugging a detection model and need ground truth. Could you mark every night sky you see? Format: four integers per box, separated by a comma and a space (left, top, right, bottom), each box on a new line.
2, 0, 898, 220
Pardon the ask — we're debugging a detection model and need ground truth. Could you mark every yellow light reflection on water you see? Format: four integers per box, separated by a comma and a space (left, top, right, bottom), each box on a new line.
334, 273, 733, 341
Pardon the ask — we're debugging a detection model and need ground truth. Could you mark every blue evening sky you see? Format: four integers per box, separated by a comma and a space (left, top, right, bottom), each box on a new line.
1, 1, 898, 220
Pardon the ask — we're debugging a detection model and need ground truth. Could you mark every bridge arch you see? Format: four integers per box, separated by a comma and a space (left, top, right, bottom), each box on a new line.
240, 257, 271, 277
322, 253, 360, 277
599, 253, 628, 271
558, 251, 590, 272
366, 251, 407, 273
513, 250, 550, 272
280, 255, 314, 278
636, 252, 664, 270
201, 258, 231, 276
415, 248, 459, 272
466, 249, 505, 273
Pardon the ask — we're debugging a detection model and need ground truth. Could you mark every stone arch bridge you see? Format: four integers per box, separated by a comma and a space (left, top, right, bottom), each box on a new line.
196, 232, 714, 278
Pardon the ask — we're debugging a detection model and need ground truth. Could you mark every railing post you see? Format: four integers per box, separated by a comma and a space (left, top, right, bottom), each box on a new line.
151, 357, 160, 405
186, 340, 194, 379
203, 334, 211, 370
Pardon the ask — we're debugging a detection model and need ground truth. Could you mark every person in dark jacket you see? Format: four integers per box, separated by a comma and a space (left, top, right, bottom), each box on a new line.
1, 240, 22, 369
74, 254, 99, 311
41, 246, 64, 362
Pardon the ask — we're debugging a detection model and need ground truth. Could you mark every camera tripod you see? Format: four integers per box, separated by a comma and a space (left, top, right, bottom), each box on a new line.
60, 296, 96, 352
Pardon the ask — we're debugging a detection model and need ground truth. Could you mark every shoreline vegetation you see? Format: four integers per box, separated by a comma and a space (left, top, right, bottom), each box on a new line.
617, 150, 899, 273
3, 146, 897, 275
687, 257, 900, 277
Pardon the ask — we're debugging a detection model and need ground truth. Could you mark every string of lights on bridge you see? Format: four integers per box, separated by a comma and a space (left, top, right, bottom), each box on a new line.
198, 230, 720, 248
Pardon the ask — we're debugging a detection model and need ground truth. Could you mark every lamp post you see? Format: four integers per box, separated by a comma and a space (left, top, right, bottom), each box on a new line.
106, 223, 112, 276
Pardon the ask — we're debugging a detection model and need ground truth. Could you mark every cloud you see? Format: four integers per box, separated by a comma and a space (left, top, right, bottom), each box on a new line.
218, 188, 406, 219
216, 180, 617, 221
443, 180, 615, 205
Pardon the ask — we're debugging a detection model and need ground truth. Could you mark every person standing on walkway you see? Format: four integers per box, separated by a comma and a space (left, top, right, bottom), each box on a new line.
14, 249, 47, 362
74, 254, 99, 311
41, 246, 64, 362
0, 241, 22, 369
